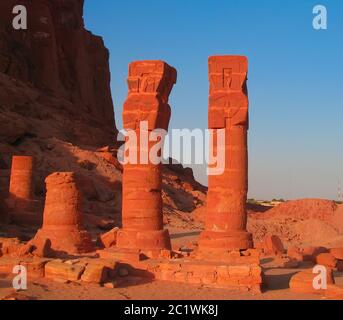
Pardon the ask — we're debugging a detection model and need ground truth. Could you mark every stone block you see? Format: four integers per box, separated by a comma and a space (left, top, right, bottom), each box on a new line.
45, 261, 85, 282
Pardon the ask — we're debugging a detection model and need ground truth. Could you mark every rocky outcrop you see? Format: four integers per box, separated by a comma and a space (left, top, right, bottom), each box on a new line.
0, 0, 206, 238
0, 0, 116, 147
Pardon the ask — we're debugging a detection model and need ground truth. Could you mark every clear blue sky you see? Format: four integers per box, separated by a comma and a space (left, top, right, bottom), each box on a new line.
84, 0, 343, 200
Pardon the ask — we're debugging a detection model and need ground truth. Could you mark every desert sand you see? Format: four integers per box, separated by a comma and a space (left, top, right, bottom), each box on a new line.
1, 0, 343, 301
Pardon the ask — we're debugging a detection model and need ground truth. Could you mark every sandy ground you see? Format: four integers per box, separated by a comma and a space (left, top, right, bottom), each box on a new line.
1, 228, 342, 300
0, 270, 335, 300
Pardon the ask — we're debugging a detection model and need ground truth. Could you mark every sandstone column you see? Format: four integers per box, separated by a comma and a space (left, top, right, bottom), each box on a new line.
9, 156, 33, 201
7, 156, 40, 225
33, 172, 93, 255
199, 56, 253, 253
117, 61, 177, 255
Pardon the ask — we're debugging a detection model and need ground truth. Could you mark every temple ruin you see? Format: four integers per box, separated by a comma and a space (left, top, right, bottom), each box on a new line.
33, 172, 93, 255
116, 60, 177, 257
199, 55, 253, 257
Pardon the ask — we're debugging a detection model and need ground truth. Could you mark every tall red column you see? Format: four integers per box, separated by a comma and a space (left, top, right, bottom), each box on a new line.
199, 56, 253, 254
7, 156, 40, 225
117, 61, 177, 255
9, 156, 34, 201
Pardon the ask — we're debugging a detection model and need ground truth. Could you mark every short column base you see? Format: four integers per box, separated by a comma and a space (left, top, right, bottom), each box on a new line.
198, 230, 253, 253
33, 228, 94, 255
117, 229, 171, 258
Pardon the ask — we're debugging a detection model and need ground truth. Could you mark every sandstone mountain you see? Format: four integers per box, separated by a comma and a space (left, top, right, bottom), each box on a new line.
0, 0, 206, 236
0, 0, 116, 146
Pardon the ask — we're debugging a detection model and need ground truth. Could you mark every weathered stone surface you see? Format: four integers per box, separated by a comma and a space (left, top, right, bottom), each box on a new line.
199, 56, 252, 253
118, 267, 129, 277
9, 156, 33, 201
18, 238, 54, 258
6, 156, 41, 225
103, 282, 116, 289
325, 284, 343, 300
289, 269, 335, 294
316, 253, 337, 268
0, 0, 117, 147
77, 257, 117, 282
287, 247, 305, 261
98, 227, 119, 249
330, 247, 343, 260
256, 235, 285, 256
97, 151, 123, 172
33, 172, 93, 255
287, 246, 328, 263
136, 259, 262, 293
20, 258, 50, 279
283, 259, 299, 268
31, 238, 54, 258
265, 235, 285, 255
123, 61, 176, 131
45, 260, 85, 281
302, 246, 328, 261
81, 263, 111, 283
97, 247, 141, 263
0, 257, 21, 274
117, 61, 176, 256
0, 256, 49, 278
0, 237, 22, 256
0, 0, 207, 246
17, 243, 35, 257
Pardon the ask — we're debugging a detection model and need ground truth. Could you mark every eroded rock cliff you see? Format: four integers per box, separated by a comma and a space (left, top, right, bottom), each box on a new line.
0, 0, 206, 236
0, 0, 116, 147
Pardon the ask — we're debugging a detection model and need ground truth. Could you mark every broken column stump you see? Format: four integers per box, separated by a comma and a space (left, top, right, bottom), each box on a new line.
33, 172, 93, 255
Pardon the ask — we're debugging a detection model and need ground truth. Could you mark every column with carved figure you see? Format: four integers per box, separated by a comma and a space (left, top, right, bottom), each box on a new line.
199, 56, 253, 255
117, 60, 177, 257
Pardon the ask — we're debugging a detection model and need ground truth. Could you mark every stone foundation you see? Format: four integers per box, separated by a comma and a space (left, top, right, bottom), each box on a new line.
0, 256, 118, 284
97, 248, 263, 293
116, 229, 172, 257
0, 234, 263, 293
138, 259, 261, 293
